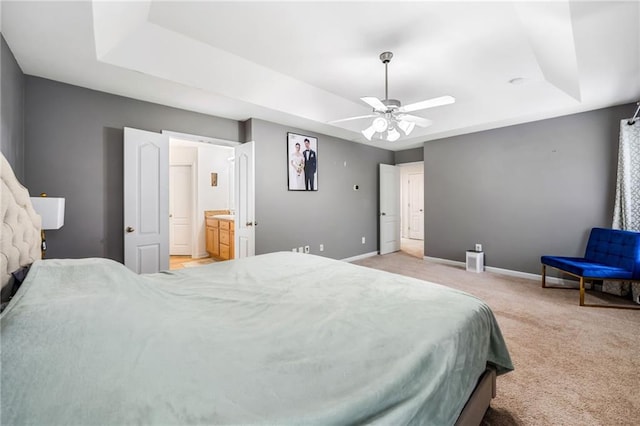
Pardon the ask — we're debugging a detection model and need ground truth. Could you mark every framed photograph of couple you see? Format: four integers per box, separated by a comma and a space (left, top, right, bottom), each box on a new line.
287, 132, 318, 191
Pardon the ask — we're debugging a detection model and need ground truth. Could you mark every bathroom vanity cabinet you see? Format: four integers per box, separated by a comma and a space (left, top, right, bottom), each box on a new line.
205, 213, 235, 260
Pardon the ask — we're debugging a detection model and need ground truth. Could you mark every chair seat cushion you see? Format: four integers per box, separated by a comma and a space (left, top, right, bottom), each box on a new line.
541, 256, 634, 279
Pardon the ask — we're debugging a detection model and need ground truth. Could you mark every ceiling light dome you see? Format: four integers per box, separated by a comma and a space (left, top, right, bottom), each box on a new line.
372, 117, 388, 132
386, 127, 401, 142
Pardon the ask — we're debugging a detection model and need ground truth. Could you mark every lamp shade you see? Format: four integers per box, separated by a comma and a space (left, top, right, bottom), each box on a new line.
387, 127, 401, 142
362, 125, 376, 141
31, 197, 65, 230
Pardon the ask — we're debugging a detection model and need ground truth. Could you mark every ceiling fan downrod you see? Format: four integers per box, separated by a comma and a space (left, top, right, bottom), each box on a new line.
380, 51, 393, 102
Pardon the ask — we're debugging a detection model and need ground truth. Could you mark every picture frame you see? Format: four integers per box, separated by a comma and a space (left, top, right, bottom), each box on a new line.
287, 132, 318, 191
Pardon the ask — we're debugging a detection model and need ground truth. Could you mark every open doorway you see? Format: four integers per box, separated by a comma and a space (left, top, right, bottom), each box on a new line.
399, 162, 424, 259
168, 134, 236, 270
123, 128, 252, 274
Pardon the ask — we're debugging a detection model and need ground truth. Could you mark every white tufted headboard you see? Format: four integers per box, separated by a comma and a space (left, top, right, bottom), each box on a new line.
1, 152, 41, 291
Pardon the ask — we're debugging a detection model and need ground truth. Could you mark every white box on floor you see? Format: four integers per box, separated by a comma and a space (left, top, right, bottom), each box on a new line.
466, 251, 484, 273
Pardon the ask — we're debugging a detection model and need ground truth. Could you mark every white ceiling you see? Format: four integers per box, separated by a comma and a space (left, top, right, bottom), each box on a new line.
2, 1, 639, 151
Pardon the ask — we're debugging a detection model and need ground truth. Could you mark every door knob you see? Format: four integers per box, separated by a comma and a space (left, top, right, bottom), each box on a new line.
381, 212, 386, 216
246, 222, 253, 227
126, 226, 135, 233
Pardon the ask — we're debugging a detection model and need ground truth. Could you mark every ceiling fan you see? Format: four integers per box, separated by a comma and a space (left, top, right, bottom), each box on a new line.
331, 52, 455, 142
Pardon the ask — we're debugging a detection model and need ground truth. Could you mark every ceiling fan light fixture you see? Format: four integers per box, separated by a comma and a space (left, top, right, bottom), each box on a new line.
339, 51, 454, 143
387, 127, 401, 142
362, 125, 376, 141
398, 120, 416, 136
372, 117, 388, 133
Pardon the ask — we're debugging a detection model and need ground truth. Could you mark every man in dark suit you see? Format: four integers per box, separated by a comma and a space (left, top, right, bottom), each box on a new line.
303, 138, 317, 190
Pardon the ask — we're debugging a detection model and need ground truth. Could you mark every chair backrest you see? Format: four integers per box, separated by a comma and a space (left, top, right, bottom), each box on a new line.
584, 228, 640, 279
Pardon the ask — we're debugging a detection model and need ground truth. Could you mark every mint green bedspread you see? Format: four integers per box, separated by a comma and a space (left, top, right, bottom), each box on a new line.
1, 252, 512, 425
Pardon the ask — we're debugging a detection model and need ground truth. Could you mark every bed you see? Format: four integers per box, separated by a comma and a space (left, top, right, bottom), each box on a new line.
0, 152, 513, 425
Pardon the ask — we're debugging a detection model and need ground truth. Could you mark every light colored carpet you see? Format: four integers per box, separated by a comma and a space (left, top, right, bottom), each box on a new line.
353, 252, 639, 425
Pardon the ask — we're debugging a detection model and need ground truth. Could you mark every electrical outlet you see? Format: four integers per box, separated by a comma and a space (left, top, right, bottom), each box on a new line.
298, 246, 304, 253
319, 244, 324, 252
362, 237, 366, 244
304, 245, 310, 254
475, 243, 482, 252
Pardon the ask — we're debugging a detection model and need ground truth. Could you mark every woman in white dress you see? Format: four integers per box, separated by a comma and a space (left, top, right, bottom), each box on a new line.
289, 142, 305, 190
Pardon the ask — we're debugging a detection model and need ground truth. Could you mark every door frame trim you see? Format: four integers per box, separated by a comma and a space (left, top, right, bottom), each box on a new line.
162, 130, 240, 148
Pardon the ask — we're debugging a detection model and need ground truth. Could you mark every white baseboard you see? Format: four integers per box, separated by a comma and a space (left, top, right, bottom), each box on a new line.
423, 256, 465, 268
423, 256, 576, 286
342, 251, 378, 262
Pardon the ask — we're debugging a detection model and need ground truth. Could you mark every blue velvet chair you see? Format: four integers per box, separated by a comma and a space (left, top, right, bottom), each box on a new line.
541, 227, 640, 309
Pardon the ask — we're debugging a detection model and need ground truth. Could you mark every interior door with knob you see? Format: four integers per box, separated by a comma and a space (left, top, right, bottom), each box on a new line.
169, 164, 193, 256
379, 164, 400, 255
124, 127, 169, 273
234, 141, 255, 258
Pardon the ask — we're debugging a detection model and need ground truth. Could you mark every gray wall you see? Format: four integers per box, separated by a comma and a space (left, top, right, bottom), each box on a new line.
423, 104, 631, 274
1, 34, 25, 181
24, 76, 242, 260
248, 119, 394, 259
394, 147, 423, 164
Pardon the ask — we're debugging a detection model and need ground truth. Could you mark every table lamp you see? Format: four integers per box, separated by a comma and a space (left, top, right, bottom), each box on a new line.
30, 193, 65, 258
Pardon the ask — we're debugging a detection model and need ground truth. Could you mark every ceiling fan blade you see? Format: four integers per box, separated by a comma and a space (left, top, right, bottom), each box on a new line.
360, 96, 388, 111
399, 95, 455, 113
398, 114, 433, 128
329, 114, 377, 124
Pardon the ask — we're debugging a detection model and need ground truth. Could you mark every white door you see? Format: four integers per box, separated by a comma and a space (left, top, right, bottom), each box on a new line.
235, 141, 255, 258
124, 127, 169, 273
379, 164, 400, 255
169, 164, 193, 255
408, 172, 424, 240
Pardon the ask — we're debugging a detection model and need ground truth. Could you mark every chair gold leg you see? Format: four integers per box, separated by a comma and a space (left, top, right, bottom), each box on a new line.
542, 265, 640, 309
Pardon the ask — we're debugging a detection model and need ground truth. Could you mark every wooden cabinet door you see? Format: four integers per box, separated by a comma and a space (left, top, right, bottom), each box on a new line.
219, 244, 230, 260
206, 226, 218, 256
212, 227, 219, 256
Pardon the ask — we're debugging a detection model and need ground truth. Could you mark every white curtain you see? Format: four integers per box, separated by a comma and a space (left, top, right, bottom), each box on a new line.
612, 119, 640, 231
607, 119, 640, 301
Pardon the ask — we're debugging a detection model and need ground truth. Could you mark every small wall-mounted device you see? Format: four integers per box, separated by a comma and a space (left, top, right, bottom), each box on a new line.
210, 173, 218, 186
353, 184, 359, 191
475, 243, 482, 252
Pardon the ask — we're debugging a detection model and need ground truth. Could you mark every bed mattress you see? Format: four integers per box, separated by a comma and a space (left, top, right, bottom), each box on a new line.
1, 252, 512, 425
